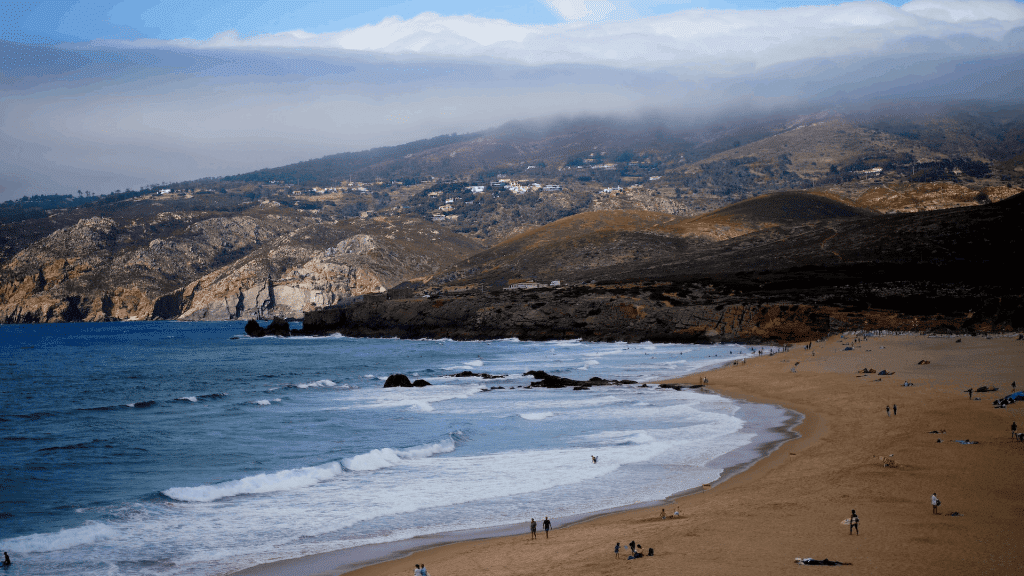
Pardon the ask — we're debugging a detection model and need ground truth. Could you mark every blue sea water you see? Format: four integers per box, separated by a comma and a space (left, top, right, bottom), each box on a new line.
0, 322, 794, 575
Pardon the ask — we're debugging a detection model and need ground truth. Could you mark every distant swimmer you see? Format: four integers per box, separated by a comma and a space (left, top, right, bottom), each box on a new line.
2, 552, 9, 566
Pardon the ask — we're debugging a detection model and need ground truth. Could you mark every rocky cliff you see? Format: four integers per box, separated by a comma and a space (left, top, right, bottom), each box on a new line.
0, 211, 482, 323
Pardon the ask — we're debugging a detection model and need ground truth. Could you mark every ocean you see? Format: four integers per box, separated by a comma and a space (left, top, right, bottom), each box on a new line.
0, 321, 797, 576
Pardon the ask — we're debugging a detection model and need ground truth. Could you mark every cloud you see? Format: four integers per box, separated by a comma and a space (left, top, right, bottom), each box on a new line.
4, 1, 1024, 200
106, 0, 1024, 72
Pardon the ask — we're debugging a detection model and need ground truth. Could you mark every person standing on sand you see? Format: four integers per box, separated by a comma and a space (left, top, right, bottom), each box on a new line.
543, 516, 551, 538
849, 510, 859, 535
886, 405, 890, 417
661, 508, 666, 520
615, 542, 621, 559
932, 493, 940, 514
967, 388, 973, 400
1012, 421, 1017, 439
530, 518, 537, 539
893, 403, 897, 416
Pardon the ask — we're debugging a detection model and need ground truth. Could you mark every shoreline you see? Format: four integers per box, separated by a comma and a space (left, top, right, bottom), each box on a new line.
237, 332, 1022, 576
227, 356, 804, 576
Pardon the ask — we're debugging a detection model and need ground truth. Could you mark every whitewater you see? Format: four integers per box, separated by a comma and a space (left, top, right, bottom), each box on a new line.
0, 321, 795, 576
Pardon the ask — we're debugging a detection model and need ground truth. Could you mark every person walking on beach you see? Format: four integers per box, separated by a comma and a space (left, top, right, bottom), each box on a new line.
932, 493, 940, 514
886, 405, 890, 417
661, 508, 666, 520
967, 388, 973, 400
849, 510, 859, 535
530, 518, 537, 539
1012, 421, 1017, 439
893, 403, 897, 416
543, 516, 551, 538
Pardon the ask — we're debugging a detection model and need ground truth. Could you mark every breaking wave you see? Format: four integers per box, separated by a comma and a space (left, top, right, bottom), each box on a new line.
162, 462, 343, 502
342, 437, 456, 472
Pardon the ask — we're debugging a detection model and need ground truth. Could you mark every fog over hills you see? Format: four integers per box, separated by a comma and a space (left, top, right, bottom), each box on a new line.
5, 0, 1024, 200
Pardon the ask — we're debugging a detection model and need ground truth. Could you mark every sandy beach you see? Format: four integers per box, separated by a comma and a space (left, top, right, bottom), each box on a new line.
239, 333, 1024, 576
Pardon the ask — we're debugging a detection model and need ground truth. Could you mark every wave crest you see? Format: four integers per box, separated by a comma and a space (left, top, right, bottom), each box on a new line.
342, 438, 456, 471
1, 522, 117, 553
162, 462, 343, 502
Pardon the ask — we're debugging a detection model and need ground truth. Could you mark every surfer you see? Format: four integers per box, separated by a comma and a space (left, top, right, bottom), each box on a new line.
2, 552, 10, 566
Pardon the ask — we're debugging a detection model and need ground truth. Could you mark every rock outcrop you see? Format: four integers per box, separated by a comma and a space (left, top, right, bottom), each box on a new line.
1, 213, 482, 323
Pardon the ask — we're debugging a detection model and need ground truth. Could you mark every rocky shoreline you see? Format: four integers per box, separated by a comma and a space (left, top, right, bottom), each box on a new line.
284, 271, 1021, 343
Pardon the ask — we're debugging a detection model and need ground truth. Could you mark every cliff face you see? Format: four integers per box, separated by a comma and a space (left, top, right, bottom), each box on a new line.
301, 278, 1021, 344
0, 213, 482, 323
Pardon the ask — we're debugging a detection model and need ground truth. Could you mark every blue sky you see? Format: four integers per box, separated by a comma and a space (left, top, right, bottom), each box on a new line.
6, 1, 914, 43
2, 1, 1024, 200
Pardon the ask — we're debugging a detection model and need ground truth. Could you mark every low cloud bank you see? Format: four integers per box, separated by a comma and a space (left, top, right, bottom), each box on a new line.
3, 1, 1024, 200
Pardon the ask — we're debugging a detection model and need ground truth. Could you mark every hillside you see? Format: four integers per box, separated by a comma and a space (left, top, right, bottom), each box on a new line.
428, 191, 879, 289
0, 203, 482, 323
4, 104, 1024, 326
303, 192, 1024, 342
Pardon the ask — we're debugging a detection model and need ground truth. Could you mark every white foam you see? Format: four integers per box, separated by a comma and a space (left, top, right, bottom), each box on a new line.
255, 400, 271, 406
519, 412, 555, 420
342, 438, 456, 472
162, 462, 343, 502
296, 379, 337, 389
178, 396, 198, 402
1, 521, 118, 553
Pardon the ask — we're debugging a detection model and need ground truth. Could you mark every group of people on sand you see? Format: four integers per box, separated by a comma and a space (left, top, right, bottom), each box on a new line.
412, 564, 430, 576
530, 517, 552, 539
660, 507, 679, 520
615, 540, 653, 560
886, 404, 898, 416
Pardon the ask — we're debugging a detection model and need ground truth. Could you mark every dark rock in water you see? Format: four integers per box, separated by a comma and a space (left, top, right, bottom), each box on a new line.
450, 370, 506, 379
244, 319, 263, 337
265, 317, 292, 337
524, 369, 634, 389
411, 379, 432, 387
383, 374, 412, 388
245, 317, 292, 337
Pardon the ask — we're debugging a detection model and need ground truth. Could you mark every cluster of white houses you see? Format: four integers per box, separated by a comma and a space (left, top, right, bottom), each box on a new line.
505, 280, 561, 290
487, 180, 561, 194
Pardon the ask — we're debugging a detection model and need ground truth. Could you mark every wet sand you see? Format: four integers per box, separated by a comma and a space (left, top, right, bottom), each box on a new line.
234, 333, 1024, 576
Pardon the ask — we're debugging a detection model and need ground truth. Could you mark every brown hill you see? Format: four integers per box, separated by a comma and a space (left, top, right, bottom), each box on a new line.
431, 191, 878, 289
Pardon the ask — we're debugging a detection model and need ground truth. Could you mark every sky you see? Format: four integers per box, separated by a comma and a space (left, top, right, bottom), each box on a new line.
3, 1, 1024, 200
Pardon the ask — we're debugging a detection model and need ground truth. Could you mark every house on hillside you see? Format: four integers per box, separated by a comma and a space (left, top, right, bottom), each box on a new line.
468, 185, 485, 193
543, 184, 562, 191
505, 281, 542, 290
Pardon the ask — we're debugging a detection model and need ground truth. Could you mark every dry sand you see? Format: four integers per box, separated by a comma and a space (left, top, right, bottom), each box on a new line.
247, 333, 1024, 576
